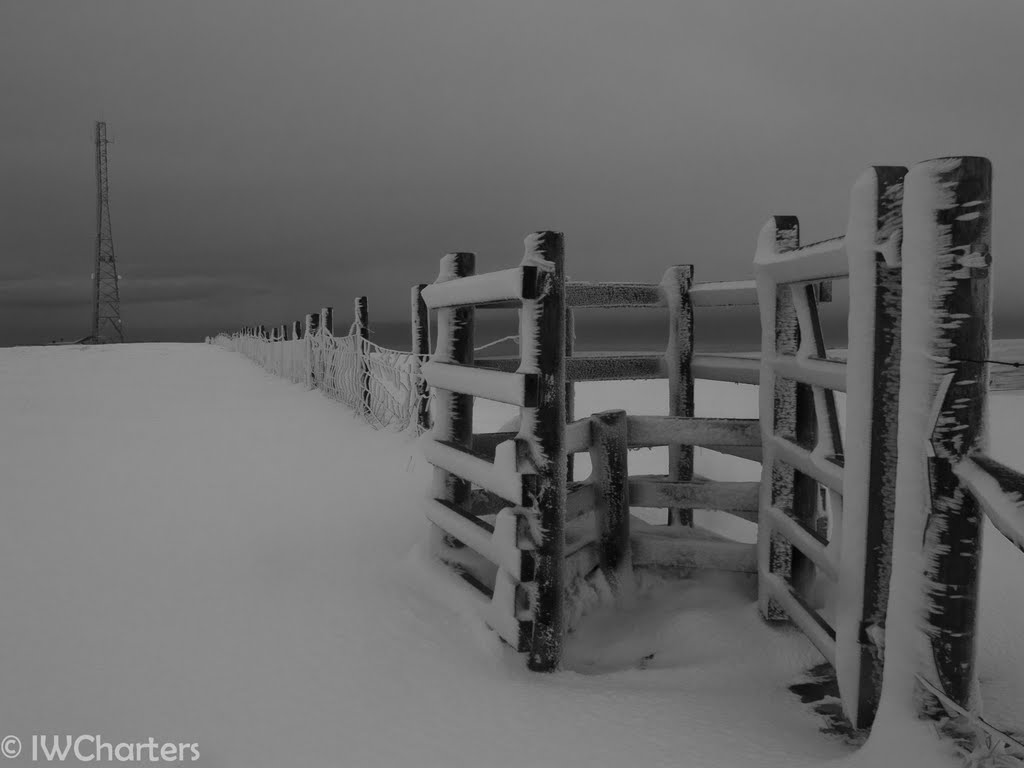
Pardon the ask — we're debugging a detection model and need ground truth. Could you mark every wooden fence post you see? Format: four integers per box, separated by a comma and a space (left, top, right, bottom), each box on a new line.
322, 306, 334, 335
522, 231, 566, 672
887, 156, 992, 717
430, 253, 476, 523
412, 284, 432, 432
354, 297, 371, 418
293, 320, 303, 340
565, 308, 576, 482
836, 165, 907, 729
662, 265, 694, 526
589, 409, 631, 591
305, 312, 319, 388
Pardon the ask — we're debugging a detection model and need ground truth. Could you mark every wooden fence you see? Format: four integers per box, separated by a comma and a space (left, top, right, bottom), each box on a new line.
211, 154, 1017, 743
414, 155, 1019, 739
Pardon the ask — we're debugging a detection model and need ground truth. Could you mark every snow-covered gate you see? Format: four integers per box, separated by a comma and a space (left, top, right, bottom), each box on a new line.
753, 166, 907, 729
417, 233, 784, 670
419, 236, 569, 671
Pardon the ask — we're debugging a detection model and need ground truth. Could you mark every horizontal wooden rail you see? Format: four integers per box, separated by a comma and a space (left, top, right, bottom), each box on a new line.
474, 356, 524, 373
631, 529, 756, 573
691, 354, 760, 384
564, 418, 592, 455
705, 444, 763, 463
422, 438, 526, 504
488, 570, 533, 652
763, 505, 838, 581
566, 282, 664, 308
761, 572, 837, 663
688, 280, 759, 307
768, 354, 847, 393
469, 487, 510, 517
421, 266, 538, 309
955, 454, 1024, 553
422, 361, 539, 407
628, 476, 759, 515
477, 354, 666, 381
757, 235, 847, 284
425, 499, 533, 581
767, 435, 844, 493
472, 431, 518, 460
475, 353, 762, 385
567, 354, 665, 382
625, 415, 760, 449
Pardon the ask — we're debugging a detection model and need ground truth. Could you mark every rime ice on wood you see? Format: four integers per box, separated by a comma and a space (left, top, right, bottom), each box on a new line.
955, 456, 1024, 554
516, 231, 567, 672
882, 156, 992, 721
428, 254, 476, 504
354, 297, 371, 417
411, 284, 431, 432
834, 166, 906, 729
661, 265, 695, 526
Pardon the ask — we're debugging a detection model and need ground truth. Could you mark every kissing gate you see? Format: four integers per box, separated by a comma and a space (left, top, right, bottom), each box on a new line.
418, 157, 1021, 734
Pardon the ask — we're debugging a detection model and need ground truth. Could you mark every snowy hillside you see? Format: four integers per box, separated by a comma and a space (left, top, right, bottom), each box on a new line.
0, 344, 1019, 767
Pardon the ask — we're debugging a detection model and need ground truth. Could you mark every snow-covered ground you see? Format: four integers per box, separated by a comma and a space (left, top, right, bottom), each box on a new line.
0, 343, 1019, 767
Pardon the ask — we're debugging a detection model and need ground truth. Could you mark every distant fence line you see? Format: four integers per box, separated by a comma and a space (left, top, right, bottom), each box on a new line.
212, 299, 426, 432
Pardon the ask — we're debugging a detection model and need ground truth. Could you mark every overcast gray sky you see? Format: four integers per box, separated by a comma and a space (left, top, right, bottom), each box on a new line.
2, 0, 1022, 346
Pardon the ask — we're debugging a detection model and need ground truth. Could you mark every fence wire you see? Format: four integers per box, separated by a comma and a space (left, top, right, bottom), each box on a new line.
214, 329, 424, 432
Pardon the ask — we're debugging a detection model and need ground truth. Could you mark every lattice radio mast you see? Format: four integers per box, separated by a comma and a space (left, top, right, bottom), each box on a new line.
87, 121, 125, 343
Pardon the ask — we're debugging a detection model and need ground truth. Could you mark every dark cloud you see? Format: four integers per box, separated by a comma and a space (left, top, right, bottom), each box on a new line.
1, 0, 1022, 346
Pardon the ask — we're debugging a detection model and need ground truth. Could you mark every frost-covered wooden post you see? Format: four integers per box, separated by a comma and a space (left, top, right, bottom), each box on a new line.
305, 312, 319, 389
662, 265, 694, 526
565, 308, 576, 482
430, 254, 476, 523
522, 231, 567, 672
836, 165, 907, 729
354, 297, 371, 418
589, 409, 631, 590
322, 306, 333, 335
412, 284, 432, 432
293, 320, 303, 340
885, 157, 992, 719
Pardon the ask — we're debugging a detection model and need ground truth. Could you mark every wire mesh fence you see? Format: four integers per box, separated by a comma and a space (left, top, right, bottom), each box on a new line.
214, 328, 425, 432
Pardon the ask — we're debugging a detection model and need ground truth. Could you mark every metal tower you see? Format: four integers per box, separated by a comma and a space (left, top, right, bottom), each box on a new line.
88, 121, 125, 343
